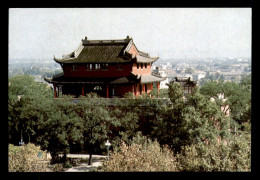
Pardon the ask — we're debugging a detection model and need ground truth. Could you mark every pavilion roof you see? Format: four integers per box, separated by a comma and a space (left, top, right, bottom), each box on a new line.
173, 77, 197, 86
53, 36, 159, 64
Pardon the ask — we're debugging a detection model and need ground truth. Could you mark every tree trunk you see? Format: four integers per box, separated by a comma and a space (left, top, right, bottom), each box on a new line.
88, 145, 93, 165
50, 151, 59, 164
62, 153, 68, 164
88, 127, 94, 165
88, 153, 92, 165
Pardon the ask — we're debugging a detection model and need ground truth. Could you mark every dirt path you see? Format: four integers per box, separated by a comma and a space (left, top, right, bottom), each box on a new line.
64, 154, 107, 172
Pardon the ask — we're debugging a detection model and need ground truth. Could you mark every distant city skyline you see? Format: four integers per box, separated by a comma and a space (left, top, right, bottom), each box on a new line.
9, 8, 251, 61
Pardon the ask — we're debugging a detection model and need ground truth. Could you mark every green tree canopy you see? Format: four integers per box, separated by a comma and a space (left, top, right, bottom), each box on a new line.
75, 94, 115, 165
199, 80, 251, 127
8, 75, 53, 144
37, 96, 84, 163
153, 82, 230, 153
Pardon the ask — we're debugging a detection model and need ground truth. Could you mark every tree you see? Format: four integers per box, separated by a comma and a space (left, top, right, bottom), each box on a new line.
115, 93, 169, 143
184, 89, 230, 143
238, 74, 251, 130
8, 75, 85, 163
108, 103, 139, 149
37, 96, 84, 163
99, 132, 177, 172
136, 94, 168, 139
175, 132, 251, 171
8, 75, 53, 144
152, 82, 188, 152
200, 80, 251, 129
240, 74, 251, 91
75, 94, 114, 165
153, 82, 230, 153
8, 75, 81, 163
199, 81, 223, 98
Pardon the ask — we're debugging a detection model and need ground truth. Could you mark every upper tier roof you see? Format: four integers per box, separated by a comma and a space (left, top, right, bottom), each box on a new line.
54, 36, 159, 64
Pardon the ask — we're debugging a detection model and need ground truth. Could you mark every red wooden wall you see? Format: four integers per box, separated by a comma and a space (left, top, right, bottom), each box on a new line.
63, 63, 133, 78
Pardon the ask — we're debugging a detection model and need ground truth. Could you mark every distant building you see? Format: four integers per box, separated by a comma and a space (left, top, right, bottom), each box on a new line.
192, 70, 206, 81
160, 62, 172, 70
178, 73, 193, 80
44, 36, 164, 98
152, 67, 169, 89
219, 71, 242, 81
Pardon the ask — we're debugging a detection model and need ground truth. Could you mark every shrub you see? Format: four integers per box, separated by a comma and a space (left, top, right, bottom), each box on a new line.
8, 143, 49, 172
175, 133, 251, 172
99, 133, 177, 172
49, 163, 64, 172
63, 162, 72, 168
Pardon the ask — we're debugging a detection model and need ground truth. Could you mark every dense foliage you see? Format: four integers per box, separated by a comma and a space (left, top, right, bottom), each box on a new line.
99, 132, 177, 172
199, 74, 251, 131
175, 132, 251, 171
8, 143, 48, 172
8, 74, 251, 171
8, 75, 53, 144
37, 96, 84, 163
75, 94, 117, 165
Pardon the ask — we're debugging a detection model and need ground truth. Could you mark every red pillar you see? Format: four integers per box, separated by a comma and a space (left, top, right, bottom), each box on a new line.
54, 84, 57, 98
106, 83, 109, 98
82, 84, 84, 96
134, 83, 137, 96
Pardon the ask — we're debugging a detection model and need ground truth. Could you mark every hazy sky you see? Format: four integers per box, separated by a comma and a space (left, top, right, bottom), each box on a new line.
9, 8, 251, 60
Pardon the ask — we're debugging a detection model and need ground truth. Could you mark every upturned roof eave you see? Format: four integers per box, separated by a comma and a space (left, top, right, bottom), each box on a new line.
135, 55, 159, 63
140, 74, 165, 84
53, 56, 76, 63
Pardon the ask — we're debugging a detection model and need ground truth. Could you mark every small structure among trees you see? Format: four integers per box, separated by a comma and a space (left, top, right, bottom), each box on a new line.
172, 77, 197, 95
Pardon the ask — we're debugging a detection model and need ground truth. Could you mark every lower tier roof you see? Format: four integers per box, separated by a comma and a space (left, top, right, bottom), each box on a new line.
44, 73, 165, 85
